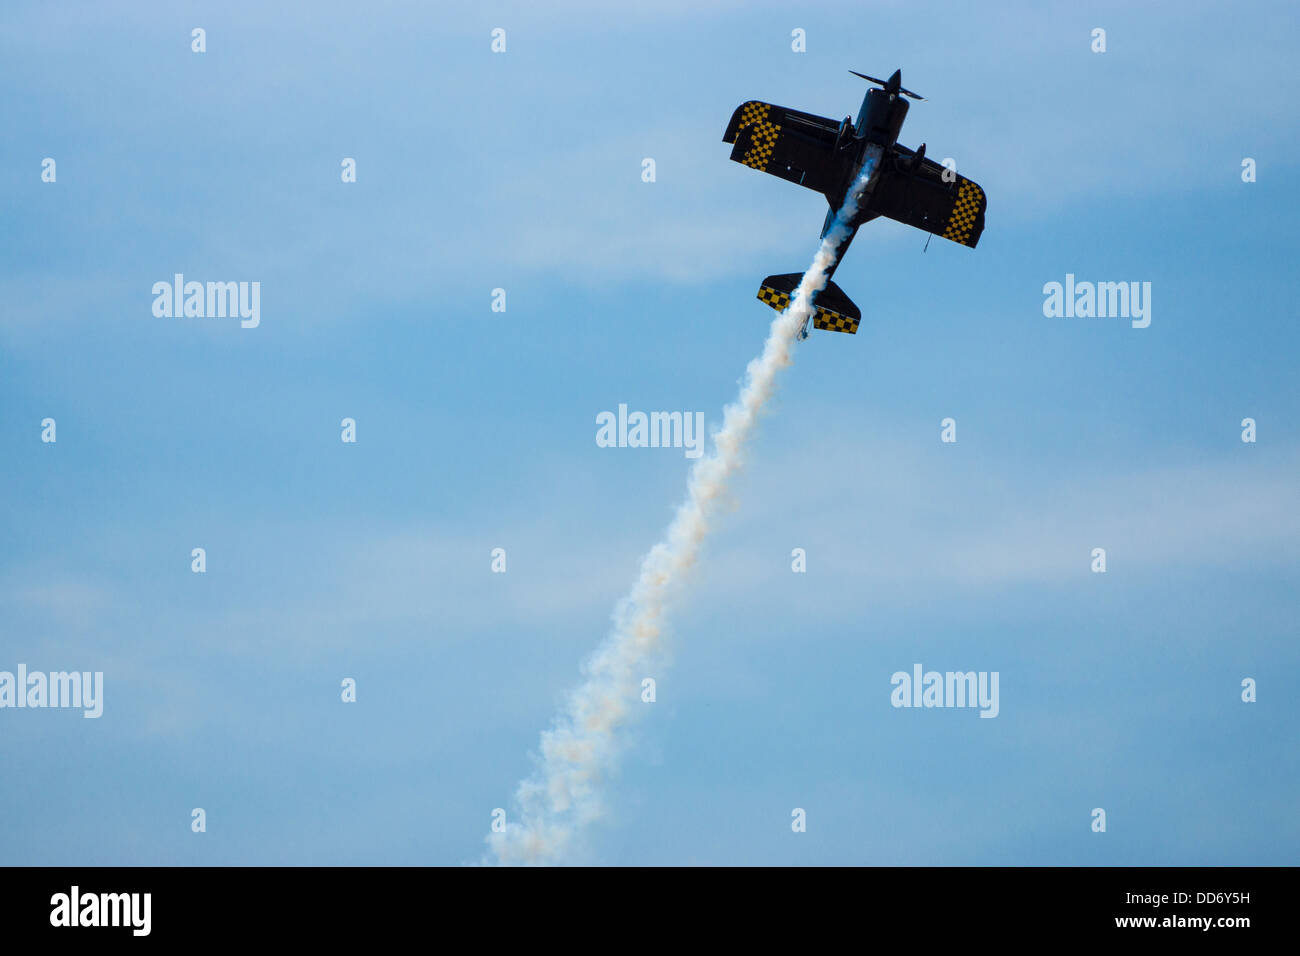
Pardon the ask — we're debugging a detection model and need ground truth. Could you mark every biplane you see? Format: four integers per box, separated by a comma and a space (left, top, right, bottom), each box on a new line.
723, 70, 986, 337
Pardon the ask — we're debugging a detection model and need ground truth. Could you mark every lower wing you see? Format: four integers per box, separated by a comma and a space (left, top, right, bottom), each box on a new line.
866, 150, 987, 248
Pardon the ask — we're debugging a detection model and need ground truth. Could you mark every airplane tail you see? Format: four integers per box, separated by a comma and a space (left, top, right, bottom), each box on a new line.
756, 273, 861, 335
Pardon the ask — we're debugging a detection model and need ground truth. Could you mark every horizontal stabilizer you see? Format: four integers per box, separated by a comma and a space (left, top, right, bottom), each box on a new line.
756, 273, 861, 334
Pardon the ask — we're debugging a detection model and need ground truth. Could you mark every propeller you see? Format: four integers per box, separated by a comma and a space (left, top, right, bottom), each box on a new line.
850, 69, 925, 101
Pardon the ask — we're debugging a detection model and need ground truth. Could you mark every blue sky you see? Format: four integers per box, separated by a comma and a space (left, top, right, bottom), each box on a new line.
1, 0, 1297, 865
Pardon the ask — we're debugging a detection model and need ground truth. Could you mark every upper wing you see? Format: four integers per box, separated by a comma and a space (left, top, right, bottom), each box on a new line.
866, 150, 987, 248
722, 100, 852, 196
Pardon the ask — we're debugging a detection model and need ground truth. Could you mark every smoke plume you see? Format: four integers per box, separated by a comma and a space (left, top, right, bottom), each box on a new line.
488, 154, 880, 865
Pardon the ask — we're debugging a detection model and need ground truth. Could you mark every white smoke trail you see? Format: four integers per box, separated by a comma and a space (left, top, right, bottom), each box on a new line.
488, 153, 881, 866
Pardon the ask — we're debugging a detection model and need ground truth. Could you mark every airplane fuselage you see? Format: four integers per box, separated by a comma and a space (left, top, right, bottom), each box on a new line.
854, 86, 910, 147
820, 84, 915, 274
820, 91, 903, 227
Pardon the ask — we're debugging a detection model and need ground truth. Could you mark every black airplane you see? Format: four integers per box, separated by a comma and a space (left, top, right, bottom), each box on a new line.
723, 69, 986, 338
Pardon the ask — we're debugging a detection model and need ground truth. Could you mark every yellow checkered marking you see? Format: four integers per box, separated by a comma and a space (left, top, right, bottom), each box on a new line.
941, 177, 984, 246
757, 285, 859, 335
736, 101, 782, 172
756, 285, 791, 311
812, 309, 859, 334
